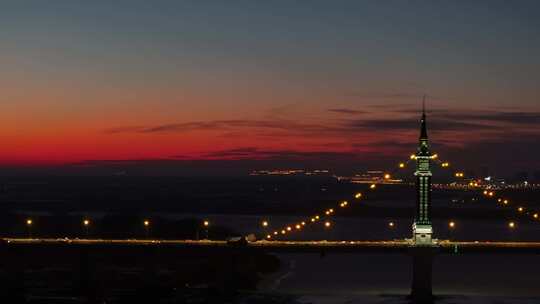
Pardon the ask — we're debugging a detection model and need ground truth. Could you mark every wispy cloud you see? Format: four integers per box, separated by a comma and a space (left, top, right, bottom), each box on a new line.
327, 108, 367, 115
198, 147, 361, 161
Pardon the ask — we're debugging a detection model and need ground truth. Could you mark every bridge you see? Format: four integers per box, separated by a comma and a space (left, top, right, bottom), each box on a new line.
5, 238, 540, 254
3, 101, 539, 303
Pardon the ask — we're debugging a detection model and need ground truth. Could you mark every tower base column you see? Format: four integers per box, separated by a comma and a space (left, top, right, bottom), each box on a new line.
410, 247, 435, 304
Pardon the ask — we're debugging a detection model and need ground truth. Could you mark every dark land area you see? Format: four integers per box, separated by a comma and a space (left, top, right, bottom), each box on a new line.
1, 176, 540, 303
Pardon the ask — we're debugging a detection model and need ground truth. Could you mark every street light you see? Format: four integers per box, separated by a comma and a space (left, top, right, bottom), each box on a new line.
143, 220, 150, 238
508, 221, 516, 229
399, 163, 405, 169
448, 221, 456, 229
26, 218, 33, 238
203, 220, 210, 239
355, 193, 362, 199
83, 219, 90, 237
261, 220, 269, 227
324, 221, 331, 228
388, 221, 395, 228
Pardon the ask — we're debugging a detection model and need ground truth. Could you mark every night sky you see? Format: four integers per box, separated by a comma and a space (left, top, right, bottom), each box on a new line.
1, 1, 540, 176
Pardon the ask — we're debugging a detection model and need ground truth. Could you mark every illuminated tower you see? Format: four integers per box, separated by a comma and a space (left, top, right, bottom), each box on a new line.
412, 97, 434, 245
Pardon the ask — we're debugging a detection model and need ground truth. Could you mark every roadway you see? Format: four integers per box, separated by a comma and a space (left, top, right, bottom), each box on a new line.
3, 238, 540, 254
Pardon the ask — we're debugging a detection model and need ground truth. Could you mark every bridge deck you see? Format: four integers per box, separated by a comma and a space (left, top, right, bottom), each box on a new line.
3, 238, 540, 254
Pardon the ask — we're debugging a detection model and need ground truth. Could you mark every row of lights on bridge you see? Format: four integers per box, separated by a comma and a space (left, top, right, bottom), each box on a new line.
23, 218, 212, 233
262, 191, 368, 240
483, 190, 539, 224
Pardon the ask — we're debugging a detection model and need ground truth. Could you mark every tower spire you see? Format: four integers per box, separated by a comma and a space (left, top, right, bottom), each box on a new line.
420, 95, 428, 140
422, 94, 426, 116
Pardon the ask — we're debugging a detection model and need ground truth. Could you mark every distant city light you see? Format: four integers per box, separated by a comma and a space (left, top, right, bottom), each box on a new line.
261, 221, 269, 227
83, 219, 90, 226
143, 220, 150, 227
410, 154, 416, 160
518, 207, 524, 212
448, 221, 455, 229
355, 193, 363, 199
508, 221, 516, 229
370, 184, 377, 189
388, 221, 395, 228
286, 226, 292, 231
295, 224, 301, 230
399, 163, 405, 168
324, 221, 331, 228
26, 219, 32, 226
384, 173, 391, 180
